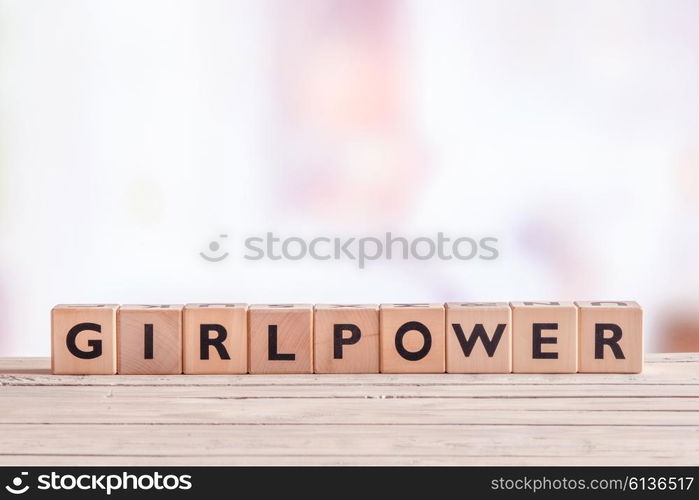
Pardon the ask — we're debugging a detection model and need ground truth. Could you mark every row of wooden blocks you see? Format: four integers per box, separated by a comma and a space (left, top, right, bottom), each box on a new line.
51, 301, 643, 374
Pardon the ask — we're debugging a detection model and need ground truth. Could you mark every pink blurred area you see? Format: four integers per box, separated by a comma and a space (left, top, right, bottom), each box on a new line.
0, 0, 698, 355
270, 0, 427, 226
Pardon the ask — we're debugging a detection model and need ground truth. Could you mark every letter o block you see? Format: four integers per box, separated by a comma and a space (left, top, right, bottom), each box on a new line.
380, 304, 445, 373
576, 301, 643, 373
511, 301, 577, 373
51, 304, 119, 374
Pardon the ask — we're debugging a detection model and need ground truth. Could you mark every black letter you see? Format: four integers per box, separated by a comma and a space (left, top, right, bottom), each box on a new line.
66, 322, 102, 359
144, 324, 154, 359
595, 323, 625, 359
532, 323, 558, 359
200, 324, 231, 360
268, 325, 295, 360
333, 324, 361, 359
395, 321, 432, 361
452, 323, 506, 357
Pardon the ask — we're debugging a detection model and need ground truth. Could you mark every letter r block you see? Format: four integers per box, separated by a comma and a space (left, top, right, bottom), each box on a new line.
576, 301, 643, 373
380, 304, 445, 373
183, 304, 248, 374
51, 304, 119, 374
511, 301, 577, 373
446, 302, 512, 373
248, 304, 313, 374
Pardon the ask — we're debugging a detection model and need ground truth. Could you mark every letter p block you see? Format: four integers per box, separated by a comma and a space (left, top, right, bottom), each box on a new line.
51, 304, 119, 374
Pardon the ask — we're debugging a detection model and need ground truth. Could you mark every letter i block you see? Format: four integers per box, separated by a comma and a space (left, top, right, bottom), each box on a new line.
446, 302, 512, 373
183, 304, 248, 374
51, 304, 119, 374
248, 304, 313, 374
511, 301, 577, 373
380, 304, 445, 373
576, 301, 643, 373
314, 304, 379, 373
117, 305, 184, 374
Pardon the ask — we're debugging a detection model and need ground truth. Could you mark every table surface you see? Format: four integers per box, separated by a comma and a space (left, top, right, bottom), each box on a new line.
0, 354, 697, 466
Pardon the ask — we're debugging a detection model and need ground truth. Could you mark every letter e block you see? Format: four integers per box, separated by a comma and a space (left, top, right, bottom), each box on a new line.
446, 302, 512, 373
118, 305, 183, 374
183, 304, 248, 374
511, 301, 577, 373
249, 304, 313, 374
576, 301, 643, 373
51, 304, 119, 374
314, 304, 379, 373
380, 304, 445, 373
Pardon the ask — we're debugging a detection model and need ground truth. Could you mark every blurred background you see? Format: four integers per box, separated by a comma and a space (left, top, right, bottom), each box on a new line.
0, 0, 697, 356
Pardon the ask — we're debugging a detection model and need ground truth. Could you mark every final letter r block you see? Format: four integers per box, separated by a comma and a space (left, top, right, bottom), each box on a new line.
576, 301, 643, 373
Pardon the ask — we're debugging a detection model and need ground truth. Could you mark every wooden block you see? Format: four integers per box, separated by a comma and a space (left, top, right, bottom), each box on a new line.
248, 304, 313, 374
314, 304, 379, 373
576, 301, 643, 373
51, 304, 119, 374
446, 302, 512, 373
183, 304, 248, 374
511, 301, 577, 373
117, 304, 183, 374
380, 303, 445, 373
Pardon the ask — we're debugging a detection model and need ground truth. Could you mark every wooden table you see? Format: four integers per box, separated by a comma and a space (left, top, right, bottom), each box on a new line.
0, 354, 697, 466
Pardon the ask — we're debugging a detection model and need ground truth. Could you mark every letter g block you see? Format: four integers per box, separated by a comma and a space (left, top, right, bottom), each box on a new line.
51, 304, 119, 374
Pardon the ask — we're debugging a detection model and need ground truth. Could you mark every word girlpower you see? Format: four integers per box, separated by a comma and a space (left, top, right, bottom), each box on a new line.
50, 301, 643, 375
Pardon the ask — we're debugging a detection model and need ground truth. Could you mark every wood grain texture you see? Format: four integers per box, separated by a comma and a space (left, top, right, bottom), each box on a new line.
446, 302, 511, 373
576, 301, 643, 373
0, 354, 697, 465
183, 304, 247, 374
380, 303, 445, 373
51, 305, 119, 375
314, 304, 379, 373
117, 305, 183, 375
248, 304, 313, 374
511, 301, 578, 373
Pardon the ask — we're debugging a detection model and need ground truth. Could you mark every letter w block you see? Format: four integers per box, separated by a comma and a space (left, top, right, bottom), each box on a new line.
446, 302, 512, 373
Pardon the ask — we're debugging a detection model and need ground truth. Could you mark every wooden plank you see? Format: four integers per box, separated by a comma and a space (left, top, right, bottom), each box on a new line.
0, 424, 696, 465
2, 455, 695, 466
2, 383, 699, 398
0, 392, 696, 425
1, 354, 697, 385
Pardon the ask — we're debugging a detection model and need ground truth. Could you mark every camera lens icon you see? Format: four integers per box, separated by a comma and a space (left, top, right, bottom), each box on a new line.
5, 472, 29, 494
200, 234, 229, 262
